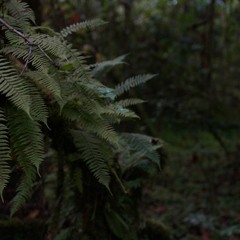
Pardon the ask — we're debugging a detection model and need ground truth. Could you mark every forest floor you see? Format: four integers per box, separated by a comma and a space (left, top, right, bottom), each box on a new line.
143, 126, 240, 240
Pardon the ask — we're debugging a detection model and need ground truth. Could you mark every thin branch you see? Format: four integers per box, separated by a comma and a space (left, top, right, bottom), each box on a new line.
0, 17, 31, 43
20, 44, 32, 75
36, 44, 60, 68
0, 17, 59, 71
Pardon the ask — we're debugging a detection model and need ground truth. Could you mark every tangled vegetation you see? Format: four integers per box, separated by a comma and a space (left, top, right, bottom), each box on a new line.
0, 1, 168, 239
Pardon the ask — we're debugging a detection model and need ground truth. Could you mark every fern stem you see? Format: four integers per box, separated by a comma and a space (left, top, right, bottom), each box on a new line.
111, 169, 128, 194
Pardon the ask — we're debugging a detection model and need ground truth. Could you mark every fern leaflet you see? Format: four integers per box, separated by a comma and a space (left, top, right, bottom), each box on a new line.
60, 19, 106, 38
0, 109, 11, 201
71, 130, 111, 189
115, 74, 156, 97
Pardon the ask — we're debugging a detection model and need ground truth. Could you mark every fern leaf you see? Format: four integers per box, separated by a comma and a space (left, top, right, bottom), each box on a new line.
0, 109, 11, 201
61, 101, 119, 146
26, 70, 61, 98
8, 107, 44, 173
8, 107, 44, 213
5, 0, 36, 26
2, 45, 50, 72
60, 19, 106, 38
28, 82, 48, 124
10, 164, 37, 215
115, 74, 157, 97
91, 121, 119, 147
0, 55, 31, 114
116, 98, 146, 107
99, 104, 139, 122
120, 133, 161, 168
91, 55, 127, 77
31, 34, 68, 58
71, 130, 111, 189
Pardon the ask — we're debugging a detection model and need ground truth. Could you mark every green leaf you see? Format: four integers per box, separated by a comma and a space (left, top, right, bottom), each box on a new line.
0, 109, 11, 201
115, 74, 157, 97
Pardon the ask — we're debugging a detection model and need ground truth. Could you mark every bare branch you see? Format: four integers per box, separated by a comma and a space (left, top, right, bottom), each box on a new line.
0, 18, 32, 44
0, 17, 59, 71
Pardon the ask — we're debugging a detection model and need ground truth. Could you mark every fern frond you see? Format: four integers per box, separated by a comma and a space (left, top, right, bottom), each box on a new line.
7, 107, 44, 213
0, 109, 11, 201
62, 102, 119, 146
61, 101, 95, 122
0, 55, 31, 114
28, 82, 48, 123
99, 104, 139, 123
31, 34, 67, 58
5, 0, 35, 26
4, 28, 25, 44
92, 122, 119, 147
26, 70, 61, 98
120, 133, 161, 168
115, 74, 157, 97
60, 19, 106, 38
8, 107, 44, 172
91, 55, 127, 77
2, 45, 50, 72
116, 98, 146, 107
10, 164, 37, 215
71, 130, 112, 189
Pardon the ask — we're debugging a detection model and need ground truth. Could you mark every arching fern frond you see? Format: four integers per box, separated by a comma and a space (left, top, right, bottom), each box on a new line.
62, 102, 119, 146
31, 34, 67, 59
115, 74, 157, 97
0, 55, 31, 115
116, 98, 146, 107
7, 107, 44, 213
71, 130, 112, 189
2, 45, 50, 72
92, 122, 119, 147
60, 19, 106, 38
10, 164, 37, 216
5, 0, 36, 27
8, 107, 44, 173
25, 70, 61, 98
98, 104, 139, 123
0, 109, 11, 201
120, 133, 161, 169
28, 82, 48, 123
91, 54, 127, 77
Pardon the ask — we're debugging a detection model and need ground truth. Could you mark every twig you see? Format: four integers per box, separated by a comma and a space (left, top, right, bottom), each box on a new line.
20, 43, 32, 75
0, 17, 31, 43
0, 17, 59, 72
36, 44, 60, 68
